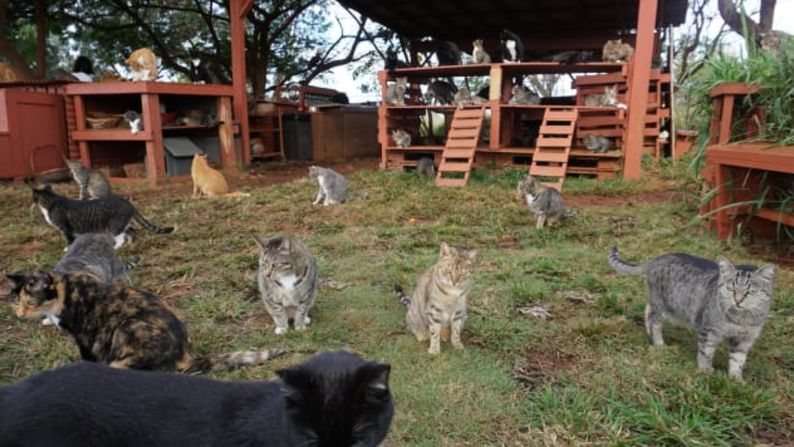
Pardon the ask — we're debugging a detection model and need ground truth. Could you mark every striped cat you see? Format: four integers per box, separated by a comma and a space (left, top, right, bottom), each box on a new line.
5, 271, 282, 372
54, 232, 134, 284
62, 157, 112, 200
255, 235, 319, 335
394, 242, 477, 355
516, 174, 577, 229
609, 248, 776, 381
31, 184, 173, 248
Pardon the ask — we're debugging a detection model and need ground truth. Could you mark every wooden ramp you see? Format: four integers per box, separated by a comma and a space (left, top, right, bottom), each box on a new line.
436, 107, 485, 187
530, 107, 578, 191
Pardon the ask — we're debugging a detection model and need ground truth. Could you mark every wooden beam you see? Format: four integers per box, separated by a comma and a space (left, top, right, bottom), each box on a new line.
230, 0, 251, 166
622, 0, 658, 179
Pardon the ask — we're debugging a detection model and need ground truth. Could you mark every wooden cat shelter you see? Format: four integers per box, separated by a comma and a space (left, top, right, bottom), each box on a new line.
339, 0, 687, 186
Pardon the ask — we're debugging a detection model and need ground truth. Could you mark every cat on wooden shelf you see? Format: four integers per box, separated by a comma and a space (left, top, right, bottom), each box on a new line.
126, 47, 158, 81
471, 39, 491, 64
602, 39, 634, 63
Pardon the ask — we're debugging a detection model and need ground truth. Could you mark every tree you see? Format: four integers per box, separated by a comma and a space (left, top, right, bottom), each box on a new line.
674, 0, 728, 85
718, 0, 783, 46
0, 0, 51, 79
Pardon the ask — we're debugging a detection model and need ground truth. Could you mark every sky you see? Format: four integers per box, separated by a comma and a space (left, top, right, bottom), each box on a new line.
312, 0, 794, 103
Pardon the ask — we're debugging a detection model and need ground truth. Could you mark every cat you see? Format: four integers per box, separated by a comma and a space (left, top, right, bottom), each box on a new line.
584, 85, 626, 108
392, 129, 411, 148
394, 242, 477, 355
583, 134, 612, 153
546, 50, 596, 64
516, 174, 577, 228
436, 40, 461, 65
254, 235, 319, 335
31, 184, 173, 247
501, 29, 524, 63
608, 248, 776, 381
509, 84, 541, 105
62, 156, 113, 200
191, 153, 250, 197
472, 39, 491, 64
385, 47, 409, 71
0, 351, 393, 447
416, 157, 436, 178
424, 79, 457, 105
123, 110, 143, 134
308, 165, 348, 205
385, 76, 408, 106
125, 47, 158, 81
602, 39, 635, 62
0, 61, 25, 82
53, 232, 134, 285
4, 270, 282, 372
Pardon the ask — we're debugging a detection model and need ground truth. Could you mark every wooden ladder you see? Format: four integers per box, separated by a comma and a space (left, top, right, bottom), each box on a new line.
436, 107, 485, 187
529, 107, 578, 191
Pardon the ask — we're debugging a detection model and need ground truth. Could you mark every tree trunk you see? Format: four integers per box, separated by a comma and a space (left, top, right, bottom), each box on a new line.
718, 0, 776, 45
34, 0, 46, 79
0, 0, 34, 79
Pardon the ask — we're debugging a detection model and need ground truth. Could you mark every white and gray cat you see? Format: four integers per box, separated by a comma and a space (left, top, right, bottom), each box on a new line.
516, 174, 576, 228
63, 157, 112, 200
123, 110, 143, 134
308, 166, 348, 206
509, 84, 540, 105
254, 235, 319, 335
392, 129, 411, 148
583, 134, 612, 153
471, 39, 491, 64
609, 248, 776, 381
385, 77, 408, 106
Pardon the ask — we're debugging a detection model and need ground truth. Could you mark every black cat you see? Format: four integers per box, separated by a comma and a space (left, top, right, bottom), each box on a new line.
31, 185, 173, 247
385, 47, 409, 71
0, 351, 393, 447
436, 40, 461, 65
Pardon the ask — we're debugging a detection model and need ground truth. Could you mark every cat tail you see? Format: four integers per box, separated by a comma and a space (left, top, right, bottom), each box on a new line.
132, 211, 175, 234
563, 207, 578, 220
124, 255, 140, 271
608, 247, 646, 275
182, 349, 286, 373
393, 284, 411, 306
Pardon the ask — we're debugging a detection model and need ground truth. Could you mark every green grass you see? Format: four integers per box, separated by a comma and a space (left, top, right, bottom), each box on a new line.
1, 166, 793, 445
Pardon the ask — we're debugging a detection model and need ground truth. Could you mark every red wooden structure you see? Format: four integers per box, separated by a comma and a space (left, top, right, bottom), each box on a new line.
701, 82, 794, 240
341, 0, 686, 183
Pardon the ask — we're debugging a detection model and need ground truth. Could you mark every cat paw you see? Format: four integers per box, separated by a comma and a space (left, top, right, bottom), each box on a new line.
729, 372, 745, 383
697, 365, 714, 374
41, 318, 54, 326
274, 327, 288, 335
452, 341, 464, 350
304, 316, 312, 325
427, 346, 440, 355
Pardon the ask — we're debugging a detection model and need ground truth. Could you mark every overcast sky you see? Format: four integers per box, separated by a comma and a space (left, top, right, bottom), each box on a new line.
313, 0, 794, 103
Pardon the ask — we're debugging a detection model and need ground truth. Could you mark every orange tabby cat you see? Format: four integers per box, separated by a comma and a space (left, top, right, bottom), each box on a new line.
0, 62, 25, 82
191, 153, 250, 197
125, 48, 157, 81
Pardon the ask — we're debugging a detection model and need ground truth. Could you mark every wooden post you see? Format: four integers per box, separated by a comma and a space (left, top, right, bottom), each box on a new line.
489, 64, 502, 150
230, 0, 251, 167
141, 93, 165, 184
218, 96, 235, 167
377, 70, 388, 169
623, 0, 658, 179
73, 95, 91, 168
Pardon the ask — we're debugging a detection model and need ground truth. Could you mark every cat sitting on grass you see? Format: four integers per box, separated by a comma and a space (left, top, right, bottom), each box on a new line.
516, 174, 577, 229
308, 165, 348, 205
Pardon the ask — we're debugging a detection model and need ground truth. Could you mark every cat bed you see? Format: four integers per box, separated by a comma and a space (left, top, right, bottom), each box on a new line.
162, 137, 203, 177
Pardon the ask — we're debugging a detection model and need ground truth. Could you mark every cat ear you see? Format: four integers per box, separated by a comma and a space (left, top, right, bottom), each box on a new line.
357, 362, 391, 404
439, 242, 451, 257
755, 264, 776, 282
252, 234, 268, 250
716, 256, 736, 276
3, 273, 28, 299
276, 366, 314, 406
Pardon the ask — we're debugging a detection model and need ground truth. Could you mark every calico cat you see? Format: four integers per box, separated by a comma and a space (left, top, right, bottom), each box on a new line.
62, 156, 112, 200
472, 39, 491, 64
0, 61, 25, 82
31, 184, 173, 247
255, 235, 319, 335
609, 248, 776, 381
308, 165, 348, 205
0, 351, 393, 447
602, 39, 635, 62
416, 157, 436, 178
54, 232, 133, 284
516, 174, 576, 228
509, 84, 540, 105
126, 47, 158, 81
501, 29, 524, 63
123, 110, 143, 134
191, 153, 250, 197
424, 79, 457, 105
392, 129, 411, 148
394, 242, 477, 355
436, 40, 461, 65
5, 271, 282, 372
583, 134, 612, 153
584, 85, 625, 108
385, 77, 408, 106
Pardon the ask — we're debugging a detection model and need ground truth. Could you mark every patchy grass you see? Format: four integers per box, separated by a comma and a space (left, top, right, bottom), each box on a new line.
0, 164, 792, 446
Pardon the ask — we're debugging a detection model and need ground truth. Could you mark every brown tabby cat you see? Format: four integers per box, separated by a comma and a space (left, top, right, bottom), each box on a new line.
126, 48, 158, 81
0, 62, 25, 82
394, 243, 477, 355
5, 271, 281, 372
191, 153, 250, 197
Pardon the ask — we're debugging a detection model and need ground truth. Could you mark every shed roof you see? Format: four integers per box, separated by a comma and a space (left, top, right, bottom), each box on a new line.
338, 0, 687, 41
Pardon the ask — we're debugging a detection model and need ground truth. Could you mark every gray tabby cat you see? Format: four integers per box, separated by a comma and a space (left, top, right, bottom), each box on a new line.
308, 166, 348, 206
584, 85, 625, 109
385, 77, 408, 106
392, 129, 411, 148
394, 242, 477, 355
254, 235, 319, 335
416, 157, 436, 178
123, 110, 143, 134
63, 157, 112, 200
583, 134, 612, 153
54, 232, 134, 284
509, 84, 540, 105
608, 247, 776, 381
516, 174, 576, 228
424, 79, 457, 105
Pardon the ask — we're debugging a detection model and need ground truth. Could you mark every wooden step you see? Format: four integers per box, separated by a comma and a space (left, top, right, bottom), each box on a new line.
544, 110, 578, 121
532, 152, 569, 163
443, 149, 476, 158
536, 136, 572, 147
439, 161, 471, 172
436, 107, 485, 187
531, 165, 567, 177
529, 108, 579, 191
448, 128, 481, 138
540, 125, 576, 134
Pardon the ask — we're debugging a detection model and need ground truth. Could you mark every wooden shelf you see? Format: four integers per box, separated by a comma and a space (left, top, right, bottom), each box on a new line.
66, 81, 234, 96
385, 145, 622, 159
162, 125, 220, 131
753, 208, 794, 227
252, 151, 283, 159
71, 129, 151, 141
384, 62, 624, 79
